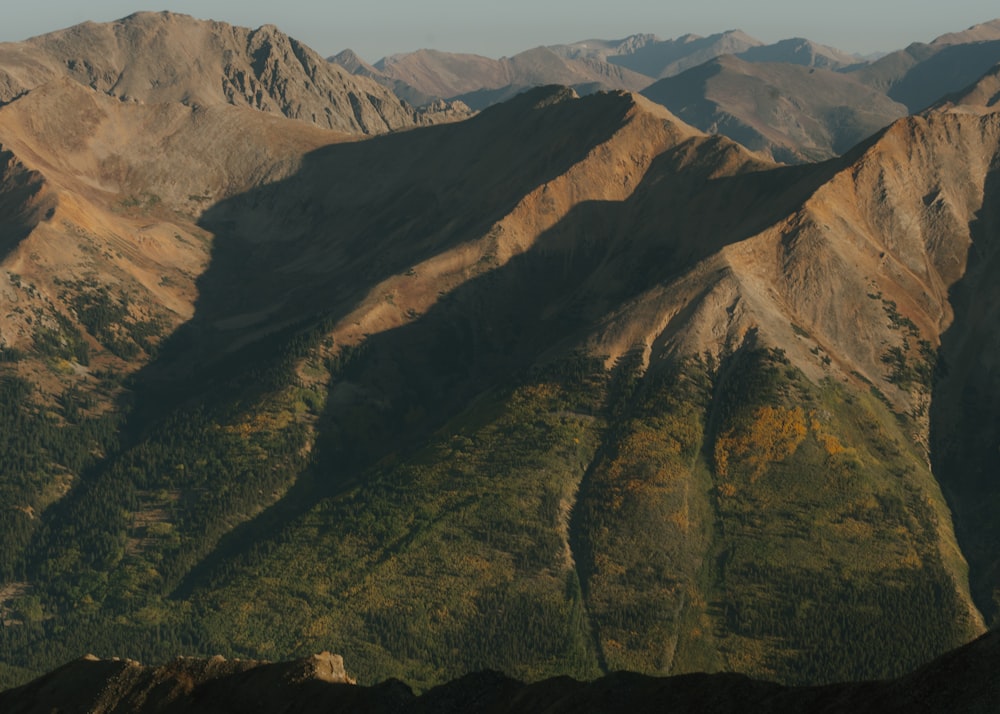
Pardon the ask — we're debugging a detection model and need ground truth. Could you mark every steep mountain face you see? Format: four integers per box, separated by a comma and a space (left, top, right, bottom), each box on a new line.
0, 12, 465, 133
0, 75, 340, 390
1, 19, 1000, 697
0, 76, 343, 615
641, 55, 907, 162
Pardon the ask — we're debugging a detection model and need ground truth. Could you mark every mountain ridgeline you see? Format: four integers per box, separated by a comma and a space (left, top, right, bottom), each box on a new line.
0, 12, 998, 697
3, 631, 1000, 713
0, 11, 469, 133
333, 19, 1000, 162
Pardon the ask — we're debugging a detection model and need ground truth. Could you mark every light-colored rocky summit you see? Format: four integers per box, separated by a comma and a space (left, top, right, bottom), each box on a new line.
0, 11, 469, 133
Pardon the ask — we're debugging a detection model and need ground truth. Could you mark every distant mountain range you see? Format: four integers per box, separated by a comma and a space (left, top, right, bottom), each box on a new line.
0, 10, 998, 702
332, 19, 1000, 161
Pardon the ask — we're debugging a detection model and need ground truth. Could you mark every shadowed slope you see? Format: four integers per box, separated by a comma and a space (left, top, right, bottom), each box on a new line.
932, 62, 1000, 112
642, 55, 907, 163
2, 632, 998, 713
0, 77, 342, 390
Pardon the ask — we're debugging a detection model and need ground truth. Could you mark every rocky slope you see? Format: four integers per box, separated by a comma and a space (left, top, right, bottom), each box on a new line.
0, 75, 342, 404
0, 11, 467, 133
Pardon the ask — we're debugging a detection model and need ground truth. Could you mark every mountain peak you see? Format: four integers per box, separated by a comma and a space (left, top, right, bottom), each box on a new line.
931, 17, 1000, 46
0, 14, 465, 134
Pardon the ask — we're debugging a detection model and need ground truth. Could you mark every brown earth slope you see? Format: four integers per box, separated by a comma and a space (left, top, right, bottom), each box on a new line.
0, 77, 344, 403
0, 11, 466, 133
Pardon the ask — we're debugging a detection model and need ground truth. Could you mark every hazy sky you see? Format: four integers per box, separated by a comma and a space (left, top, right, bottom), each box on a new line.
2, 1, 998, 62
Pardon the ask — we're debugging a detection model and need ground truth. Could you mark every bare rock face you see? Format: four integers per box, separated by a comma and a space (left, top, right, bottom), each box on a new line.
0, 11, 469, 134
293, 652, 355, 684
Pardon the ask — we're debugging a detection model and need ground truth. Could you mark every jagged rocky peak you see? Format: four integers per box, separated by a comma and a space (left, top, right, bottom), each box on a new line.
0, 11, 470, 133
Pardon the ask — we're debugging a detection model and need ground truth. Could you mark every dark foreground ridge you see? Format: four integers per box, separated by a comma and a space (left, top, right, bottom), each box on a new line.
2, 630, 997, 713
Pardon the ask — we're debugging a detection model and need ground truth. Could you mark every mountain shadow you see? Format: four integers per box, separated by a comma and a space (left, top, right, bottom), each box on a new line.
930, 162, 1000, 627
167, 138, 833, 600
0, 148, 53, 264
124, 87, 636, 416
886, 40, 1000, 112
17, 86, 853, 681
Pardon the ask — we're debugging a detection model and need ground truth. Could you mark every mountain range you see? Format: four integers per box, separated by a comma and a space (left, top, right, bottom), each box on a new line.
0, 11, 469, 133
333, 19, 1000, 161
0, 10, 998, 701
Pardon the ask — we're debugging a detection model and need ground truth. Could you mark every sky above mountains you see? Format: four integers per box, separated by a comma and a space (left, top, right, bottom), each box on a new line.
2, 1, 998, 62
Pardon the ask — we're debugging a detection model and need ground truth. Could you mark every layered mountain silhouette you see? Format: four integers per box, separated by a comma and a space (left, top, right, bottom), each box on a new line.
333, 19, 1000, 163
848, 27, 1000, 112
337, 46, 652, 111
640, 55, 908, 162
3, 631, 999, 713
0, 11, 999, 701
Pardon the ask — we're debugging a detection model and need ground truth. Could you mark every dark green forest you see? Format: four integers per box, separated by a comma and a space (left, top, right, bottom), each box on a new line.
0, 319, 984, 690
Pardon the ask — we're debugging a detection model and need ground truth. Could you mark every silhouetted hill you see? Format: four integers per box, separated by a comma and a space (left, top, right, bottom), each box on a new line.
2, 631, 998, 712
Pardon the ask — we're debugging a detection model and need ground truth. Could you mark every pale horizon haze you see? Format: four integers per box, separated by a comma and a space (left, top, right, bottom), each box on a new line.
0, 1, 997, 62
